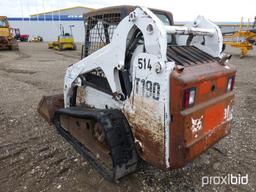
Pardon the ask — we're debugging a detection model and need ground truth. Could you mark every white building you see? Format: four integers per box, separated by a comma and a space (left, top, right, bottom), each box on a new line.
8, 6, 95, 42
8, 6, 248, 42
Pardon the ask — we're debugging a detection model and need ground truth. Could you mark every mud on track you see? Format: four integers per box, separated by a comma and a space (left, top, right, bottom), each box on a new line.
0, 43, 255, 192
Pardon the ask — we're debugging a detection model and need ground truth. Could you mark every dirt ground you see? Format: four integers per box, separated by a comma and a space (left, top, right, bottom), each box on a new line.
0, 43, 255, 192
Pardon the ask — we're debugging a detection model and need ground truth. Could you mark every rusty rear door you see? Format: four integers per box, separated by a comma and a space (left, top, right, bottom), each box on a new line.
168, 46, 236, 168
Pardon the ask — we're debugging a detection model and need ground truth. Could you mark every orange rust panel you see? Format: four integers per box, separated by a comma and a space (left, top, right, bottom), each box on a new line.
199, 81, 211, 95
186, 122, 230, 161
170, 62, 236, 169
216, 76, 227, 89
204, 102, 225, 133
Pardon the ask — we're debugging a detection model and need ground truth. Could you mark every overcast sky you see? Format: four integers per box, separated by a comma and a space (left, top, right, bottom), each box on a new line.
0, 0, 255, 22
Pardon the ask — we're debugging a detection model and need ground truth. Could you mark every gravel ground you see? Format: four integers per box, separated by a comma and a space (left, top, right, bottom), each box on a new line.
0, 43, 255, 192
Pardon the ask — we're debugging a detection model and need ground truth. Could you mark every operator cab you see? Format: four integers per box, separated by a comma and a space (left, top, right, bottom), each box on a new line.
0, 18, 7, 27
81, 5, 175, 59
0, 21, 7, 27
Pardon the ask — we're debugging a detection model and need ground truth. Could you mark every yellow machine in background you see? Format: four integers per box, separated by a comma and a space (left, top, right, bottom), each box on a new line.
0, 16, 18, 50
223, 17, 256, 57
48, 24, 76, 51
30, 36, 43, 42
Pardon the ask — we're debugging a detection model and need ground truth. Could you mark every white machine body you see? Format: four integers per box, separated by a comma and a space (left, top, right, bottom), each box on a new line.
63, 6, 223, 168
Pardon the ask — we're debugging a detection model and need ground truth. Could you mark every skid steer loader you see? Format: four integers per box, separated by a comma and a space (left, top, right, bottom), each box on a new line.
38, 6, 236, 180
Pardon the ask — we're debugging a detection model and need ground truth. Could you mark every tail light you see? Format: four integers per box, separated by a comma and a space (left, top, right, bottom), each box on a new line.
227, 76, 235, 92
183, 87, 196, 109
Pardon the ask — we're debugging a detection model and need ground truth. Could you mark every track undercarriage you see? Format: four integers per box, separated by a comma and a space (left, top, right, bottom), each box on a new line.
38, 96, 138, 180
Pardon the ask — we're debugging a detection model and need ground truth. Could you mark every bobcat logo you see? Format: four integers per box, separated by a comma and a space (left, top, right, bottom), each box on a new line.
191, 116, 203, 133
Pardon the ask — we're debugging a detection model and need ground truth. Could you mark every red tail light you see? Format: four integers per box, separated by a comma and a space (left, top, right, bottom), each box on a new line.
183, 87, 196, 109
227, 76, 235, 92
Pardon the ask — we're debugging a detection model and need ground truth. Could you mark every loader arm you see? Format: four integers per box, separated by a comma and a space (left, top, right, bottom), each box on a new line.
64, 7, 169, 107
64, 6, 222, 108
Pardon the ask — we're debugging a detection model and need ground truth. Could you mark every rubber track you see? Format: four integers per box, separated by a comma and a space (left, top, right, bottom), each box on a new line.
53, 107, 138, 181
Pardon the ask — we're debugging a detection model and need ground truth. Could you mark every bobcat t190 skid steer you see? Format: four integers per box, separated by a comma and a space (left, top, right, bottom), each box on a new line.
38, 6, 236, 180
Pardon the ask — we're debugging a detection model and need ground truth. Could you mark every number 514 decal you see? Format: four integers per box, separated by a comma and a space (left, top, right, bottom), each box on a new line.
135, 78, 160, 101
138, 58, 152, 70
